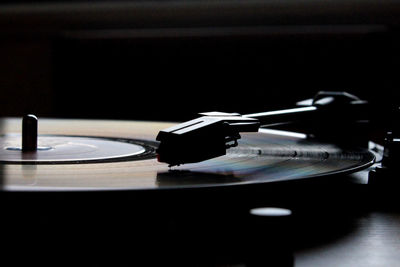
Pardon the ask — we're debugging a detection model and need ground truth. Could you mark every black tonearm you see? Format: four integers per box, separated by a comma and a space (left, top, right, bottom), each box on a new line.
156, 91, 371, 166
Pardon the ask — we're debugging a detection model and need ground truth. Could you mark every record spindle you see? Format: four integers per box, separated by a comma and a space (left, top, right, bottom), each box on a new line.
22, 114, 38, 152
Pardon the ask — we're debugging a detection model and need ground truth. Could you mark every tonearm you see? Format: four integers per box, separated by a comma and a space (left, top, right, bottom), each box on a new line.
156, 91, 372, 166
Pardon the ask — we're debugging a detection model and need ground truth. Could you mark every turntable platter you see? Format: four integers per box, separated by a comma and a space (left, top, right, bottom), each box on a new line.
0, 118, 375, 191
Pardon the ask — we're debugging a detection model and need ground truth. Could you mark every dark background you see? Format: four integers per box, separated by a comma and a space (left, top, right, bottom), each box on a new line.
1, 1, 400, 122
53, 31, 400, 122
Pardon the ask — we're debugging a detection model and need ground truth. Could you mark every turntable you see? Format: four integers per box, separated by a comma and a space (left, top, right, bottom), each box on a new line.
2, 0, 400, 264
0, 92, 376, 191
1, 92, 399, 266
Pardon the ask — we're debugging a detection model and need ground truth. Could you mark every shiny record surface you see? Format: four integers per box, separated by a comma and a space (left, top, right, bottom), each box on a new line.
0, 118, 375, 191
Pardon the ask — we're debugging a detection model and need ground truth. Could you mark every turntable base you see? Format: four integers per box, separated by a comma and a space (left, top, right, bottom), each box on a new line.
296, 212, 400, 267
0, 118, 399, 266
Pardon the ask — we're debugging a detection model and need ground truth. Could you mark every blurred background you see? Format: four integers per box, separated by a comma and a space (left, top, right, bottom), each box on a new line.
1, 0, 400, 122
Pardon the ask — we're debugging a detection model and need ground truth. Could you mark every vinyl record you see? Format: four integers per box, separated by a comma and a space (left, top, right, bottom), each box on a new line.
0, 118, 375, 191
